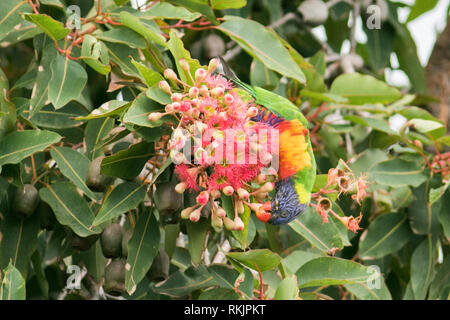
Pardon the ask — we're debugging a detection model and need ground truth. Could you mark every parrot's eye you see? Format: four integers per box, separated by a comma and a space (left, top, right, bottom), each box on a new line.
280, 211, 289, 218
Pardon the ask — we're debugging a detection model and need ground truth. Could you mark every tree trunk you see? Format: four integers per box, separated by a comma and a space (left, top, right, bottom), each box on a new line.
425, 17, 450, 128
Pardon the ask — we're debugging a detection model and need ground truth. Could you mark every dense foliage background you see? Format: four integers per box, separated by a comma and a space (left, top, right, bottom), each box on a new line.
0, 0, 449, 300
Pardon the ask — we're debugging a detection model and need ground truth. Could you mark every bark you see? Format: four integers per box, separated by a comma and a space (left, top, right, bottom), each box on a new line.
425, 17, 450, 128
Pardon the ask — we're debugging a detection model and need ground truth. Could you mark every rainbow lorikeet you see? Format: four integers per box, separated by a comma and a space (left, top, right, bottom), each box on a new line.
219, 59, 317, 225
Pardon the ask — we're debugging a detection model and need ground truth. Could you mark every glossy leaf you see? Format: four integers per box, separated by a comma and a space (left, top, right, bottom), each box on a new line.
92, 181, 146, 226
48, 54, 88, 109
226, 249, 281, 272
358, 213, 412, 260
369, 158, 427, 188
218, 16, 305, 84
0, 262, 26, 300
0, 130, 61, 167
330, 73, 402, 105
50, 147, 99, 200
39, 182, 101, 237
125, 209, 160, 294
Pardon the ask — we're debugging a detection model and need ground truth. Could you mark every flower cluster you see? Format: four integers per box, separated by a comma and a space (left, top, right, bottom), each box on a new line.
148, 58, 277, 231
312, 161, 368, 233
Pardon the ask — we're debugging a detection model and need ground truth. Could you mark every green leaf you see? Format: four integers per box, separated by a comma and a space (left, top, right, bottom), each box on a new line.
438, 190, 450, 239
344, 115, 398, 136
407, 0, 439, 22
329, 73, 402, 105
120, 11, 166, 47
74, 241, 106, 283
282, 250, 323, 275
97, 27, 146, 49
186, 218, 210, 266
50, 147, 99, 201
101, 141, 154, 180
125, 208, 160, 295
358, 213, 412, 260
369, 158, 427, 188
226, 249, 281, 272
153, 265, 216, 297
80, 35, 111, 75
24, 13, 69, 41
39, 182, 101, 237
250, 59, 279, 91
140, 2, 201, 21
0, 130, 61, 166
429, 181, 449, 204
85, 117, 115, 160
28, 102, 88, 129
93, 181, 146, 226
274, 275, 299, 300
391, 19, 427, 94
0, 262, 26, 300
208, 264, 240, 289
123, 93, 173, 128
76, 100, 131, 120
410, 236, 437, 299
131, 59, 164, 87
0, 213, 39, 278
145, 87, 172, 105
364, 22, 395, 70
167, 30, 202, 86
289, 207, 344, 254
0, 1, 32, 41
48, 54, 88, 109
408, 181, 442, 235
297, 257, 391, 299
218, 16, 305, 84
409, 118, 444, 134
211, 0, 246, 10
166, 0, 216, 23
429, 255, 450, 300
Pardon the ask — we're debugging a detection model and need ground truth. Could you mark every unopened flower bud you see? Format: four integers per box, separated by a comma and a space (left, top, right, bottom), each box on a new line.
236, 188, 249, 200
211, 86, 224, 97
189, 87, 199, 99
148, 112, 164, 122
247, 106, 258, 118
199, 85, 209, 96
158, 80, 172, 94
255, 192, 269, 200
164, 68, 178, 81
234, 217, 244, 231
223, 217, 235, 230
210, 190, 221, 199
196, 191, 209, 205
216, 207, 226, 218
222, 186, 234, 196
255, 173, 267, 184
208, 58, 220, 73
224, 94, 234, 105
189, 208, 201, 222
211, 212, 223, 229
165, 104, 174, 113
179, 58, 189, 71
171, 93, 182, 102
181, 207, 194, 219
260, 182, 274, 193
414, 139, 423, 149
172, 102, 181, 111
195, 68, 207, 82
237, 200, 245, 215
175, 182, 187, 194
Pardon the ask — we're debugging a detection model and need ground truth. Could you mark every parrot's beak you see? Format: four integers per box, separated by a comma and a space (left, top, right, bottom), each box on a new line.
255, 201, 272, 223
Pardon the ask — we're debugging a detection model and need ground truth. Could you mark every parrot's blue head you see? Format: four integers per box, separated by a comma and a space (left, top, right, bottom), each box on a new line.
268, 178, 307, 225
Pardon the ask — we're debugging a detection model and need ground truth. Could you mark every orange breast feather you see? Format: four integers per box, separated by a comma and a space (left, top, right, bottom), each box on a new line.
277, 120, 312, 180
